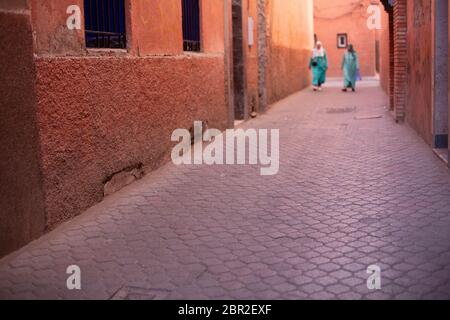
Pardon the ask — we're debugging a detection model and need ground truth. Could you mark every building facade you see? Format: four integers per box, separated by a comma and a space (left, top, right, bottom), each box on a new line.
380, 0, 449, 164
231, 0, 314, 119
314, 0, 385, 78
0, 0, 313, 256
379, 2, 391, 96
265, 0, 314, 103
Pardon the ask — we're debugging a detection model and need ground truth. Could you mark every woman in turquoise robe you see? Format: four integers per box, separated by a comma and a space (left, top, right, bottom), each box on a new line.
342, 44, 360, 92
309, 41, 328, 91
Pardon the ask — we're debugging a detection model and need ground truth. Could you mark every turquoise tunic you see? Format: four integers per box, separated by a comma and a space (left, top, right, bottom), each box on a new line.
309, 53, 328, 86
342, 51, 360, 89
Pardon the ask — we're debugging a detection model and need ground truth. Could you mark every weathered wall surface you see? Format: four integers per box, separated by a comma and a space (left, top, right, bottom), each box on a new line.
406, 0, 432, 145
314, 0, 378, 78
30, 0, 225, 56
231, 0, 313, 116
432, 0, 448, 148
0, 5, 46, 256
379, 7, 391, 95
31, 0, 85, 55
0, 0, 29, 11
266, 0, 313, 104
231, 0, 260, 119
244, 0, 260, 115
257, 0, 268, 112
35, 56, 227, 228
1, 0, 314, 254
28, 0, 229, 229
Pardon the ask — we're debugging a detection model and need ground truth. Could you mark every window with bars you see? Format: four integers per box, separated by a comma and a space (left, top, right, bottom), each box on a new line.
84, 0, 126, 49
182, 0, 201, 52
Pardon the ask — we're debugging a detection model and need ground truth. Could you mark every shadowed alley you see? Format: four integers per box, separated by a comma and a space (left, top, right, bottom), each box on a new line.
1, 81, 450, 300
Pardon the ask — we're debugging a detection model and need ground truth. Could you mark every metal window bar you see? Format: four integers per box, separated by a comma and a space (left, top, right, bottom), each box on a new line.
84, 0, 126, 49
182, 0, 201, 52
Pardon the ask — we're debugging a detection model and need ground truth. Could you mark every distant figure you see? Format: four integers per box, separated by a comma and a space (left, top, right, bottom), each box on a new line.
342, 44, 360, 92
309, 41, 328, 91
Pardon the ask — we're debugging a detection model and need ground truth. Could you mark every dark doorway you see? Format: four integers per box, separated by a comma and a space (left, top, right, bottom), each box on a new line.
232, 0, 246, 120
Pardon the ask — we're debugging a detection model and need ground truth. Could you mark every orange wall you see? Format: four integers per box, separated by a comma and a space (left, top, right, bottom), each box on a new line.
2, 0, 315, 256
234, 0, 314, 115
406, 0, 433, 145
24, 0, 231, 234
266, 0, 314, 103
30, 0, 225, 56
0, 3, 46, 257
201, 0, 226, 53
129, 0, 182, 55
31, 0, 85, 55
314, 0, 379, 77
379, 7, 390, 95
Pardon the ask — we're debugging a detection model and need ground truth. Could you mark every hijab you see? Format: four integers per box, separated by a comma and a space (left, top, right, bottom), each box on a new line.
312, 41, 325, 58
347, 44, 356, 59
348, 44, 355, 53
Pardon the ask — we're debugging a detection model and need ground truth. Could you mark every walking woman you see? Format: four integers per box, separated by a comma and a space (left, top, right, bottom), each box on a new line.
309, 41, 328, 91
342, 44, 360, 92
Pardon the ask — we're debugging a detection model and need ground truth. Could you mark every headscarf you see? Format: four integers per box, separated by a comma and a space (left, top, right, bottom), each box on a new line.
312, 41, 325, 58
347, 44, 356, 58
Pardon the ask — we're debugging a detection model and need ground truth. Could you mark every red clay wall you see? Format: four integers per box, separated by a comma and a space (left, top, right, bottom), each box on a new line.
35, 56, 227, 228
0, 4, 46, 256
406, 0, 433, 145
31, 0, 85, 55
266, 0, 313, 104
29, 0, 230, 229
379, 7, 390, 94
314, 0, 379, 78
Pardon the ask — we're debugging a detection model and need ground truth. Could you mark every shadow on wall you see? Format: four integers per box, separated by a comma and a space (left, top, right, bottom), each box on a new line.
267, 47, 312, 104
0, 8, 46, 257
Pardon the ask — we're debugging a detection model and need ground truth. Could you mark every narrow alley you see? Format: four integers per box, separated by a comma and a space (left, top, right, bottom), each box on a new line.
1, 81, 450, 300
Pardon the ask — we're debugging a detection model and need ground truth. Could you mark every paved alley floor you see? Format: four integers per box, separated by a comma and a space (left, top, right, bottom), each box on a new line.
1, 82, 450, 300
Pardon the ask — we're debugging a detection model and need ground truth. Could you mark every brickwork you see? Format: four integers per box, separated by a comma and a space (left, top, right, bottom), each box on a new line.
393, 0, 407, 121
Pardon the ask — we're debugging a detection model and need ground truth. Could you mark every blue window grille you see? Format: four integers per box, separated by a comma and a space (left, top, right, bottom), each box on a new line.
182, 0, 201, 52
84, 0, 126, 49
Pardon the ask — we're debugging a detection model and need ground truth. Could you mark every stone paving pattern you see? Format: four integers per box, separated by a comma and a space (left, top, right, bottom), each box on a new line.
1, 83, 450, 299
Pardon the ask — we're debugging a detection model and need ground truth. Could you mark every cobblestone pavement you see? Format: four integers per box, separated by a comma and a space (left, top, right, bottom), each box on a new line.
1, 82, 450, 300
